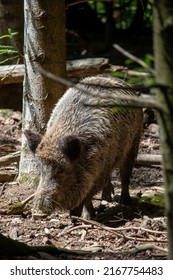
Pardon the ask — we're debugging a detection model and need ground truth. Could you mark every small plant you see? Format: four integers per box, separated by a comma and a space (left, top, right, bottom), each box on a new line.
112, 53, 155, 89
0, 28, 20, 65
139, 194, 165, 208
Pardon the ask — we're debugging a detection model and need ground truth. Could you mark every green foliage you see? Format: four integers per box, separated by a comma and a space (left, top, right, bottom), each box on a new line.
139, 194, 165, 208
0, 28, 20, 64
89, 0, 152, 30
126, 53, 155, 85
111, 71, 125, 79
112, 53, 155, 88
144, 1, 152, 28
125, 53, 154, 69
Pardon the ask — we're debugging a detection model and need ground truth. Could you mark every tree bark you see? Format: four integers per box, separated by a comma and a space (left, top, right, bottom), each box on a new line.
18, 0, 66, 186
0, 0, 24, 64
153, 0, 173, 259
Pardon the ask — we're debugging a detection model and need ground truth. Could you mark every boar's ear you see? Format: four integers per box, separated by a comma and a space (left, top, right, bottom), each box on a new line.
59, 135, 81, 161
24, 130, 42, 154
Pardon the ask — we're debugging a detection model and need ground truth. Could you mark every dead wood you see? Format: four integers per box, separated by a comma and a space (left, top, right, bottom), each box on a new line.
0, 58, 149, 85
0, 193, 34, 215
66, 57, 126, 78
113, 44, 155, 75
127, 244, 167, 254
0, 64, 25, 85
0, 152, 162, 184
0, 232, 93, 258
0, 151, 162, 168
0, 151, 20, 167
72, 216, 167, 243
0, 167, 17, 182
135, 154, 162, 166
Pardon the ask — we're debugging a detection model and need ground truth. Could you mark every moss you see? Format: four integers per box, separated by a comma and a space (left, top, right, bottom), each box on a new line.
7, 202, 24, 215
18, 173, 39, 189
33, 176, 40, 187
139, 194, 165, 207
22, 146, 31, 156
0, 109, 13, 117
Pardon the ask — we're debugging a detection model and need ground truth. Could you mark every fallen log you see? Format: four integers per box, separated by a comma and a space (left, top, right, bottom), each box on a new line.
0, 167, 18, 182
0, 151, 162, 179
0, 64, 24, 85
0, 58, 126, 85
0, 151, 20, 167
66, 57, 125, 78
136, 154, 162, 167
0, 232, 92, 259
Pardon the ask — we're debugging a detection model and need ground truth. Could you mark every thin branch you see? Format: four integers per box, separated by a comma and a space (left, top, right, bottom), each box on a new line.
113, 44, 155, 75
72, 216, 167, 243
71, 216, 124, 238
0, 151, 20, 167
0, 193, 34, 215
57, 224, 93, 238
127, 244, 168, 254
39, 67, 162, 111
84, 93, 159, 110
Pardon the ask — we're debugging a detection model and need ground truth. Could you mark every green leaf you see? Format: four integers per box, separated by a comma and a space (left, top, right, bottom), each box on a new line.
139, 194, 165, 207
111, 71, 125, 79
0, 55, 20, 65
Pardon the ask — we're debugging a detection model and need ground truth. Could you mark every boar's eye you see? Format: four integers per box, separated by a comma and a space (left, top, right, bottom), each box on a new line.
51, 161, 64, 174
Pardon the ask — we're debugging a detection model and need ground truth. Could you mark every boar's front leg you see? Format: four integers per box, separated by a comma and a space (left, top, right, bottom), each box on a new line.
70, 199, 95, 220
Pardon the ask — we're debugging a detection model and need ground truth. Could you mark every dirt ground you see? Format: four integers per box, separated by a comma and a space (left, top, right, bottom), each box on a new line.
0, 110, 167, 260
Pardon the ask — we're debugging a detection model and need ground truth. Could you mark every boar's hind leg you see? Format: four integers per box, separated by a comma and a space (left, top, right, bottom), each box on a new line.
120, 164, 132, 204
102, 178, 114, 202
120, 137, 140, 204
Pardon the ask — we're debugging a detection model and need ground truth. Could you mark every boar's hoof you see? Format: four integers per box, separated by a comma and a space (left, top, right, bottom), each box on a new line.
70, 202, 95, 220
70, 204, 83, 218
82, 202, 95, 220
120, 194, 131, 205
82, 208, 95, 220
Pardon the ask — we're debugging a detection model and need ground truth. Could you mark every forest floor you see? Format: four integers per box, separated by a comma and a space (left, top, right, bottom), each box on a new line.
0, 110, 167, 260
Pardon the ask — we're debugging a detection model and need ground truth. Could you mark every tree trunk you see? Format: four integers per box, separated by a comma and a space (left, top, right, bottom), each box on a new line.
0, 0, 24, 64
18, 0, 66, 187
153, 0, 173, 259
130, 0, 148, 32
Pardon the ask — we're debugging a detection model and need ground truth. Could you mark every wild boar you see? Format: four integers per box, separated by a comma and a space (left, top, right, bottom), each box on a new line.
25, 75, 143, 219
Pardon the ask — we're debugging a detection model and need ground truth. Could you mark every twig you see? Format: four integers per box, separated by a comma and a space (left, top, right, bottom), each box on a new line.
0, 193, 34, 215
57, 222, 166, 242
127, 244, 168, 254
39, 67, 162, 111
20, 193, 35, 207
0, 151, 20, 167
84, 93, 159, 110
71, 216, 124, 238
57, 224, 93, 238
113, 44, 155, 75
104, 226, 167, 235
124, 70, 151, 77
72, 216, 167, 243
0, 183, 6, 196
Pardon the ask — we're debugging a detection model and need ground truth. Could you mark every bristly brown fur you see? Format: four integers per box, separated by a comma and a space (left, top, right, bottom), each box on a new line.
26, 75, 143, 219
